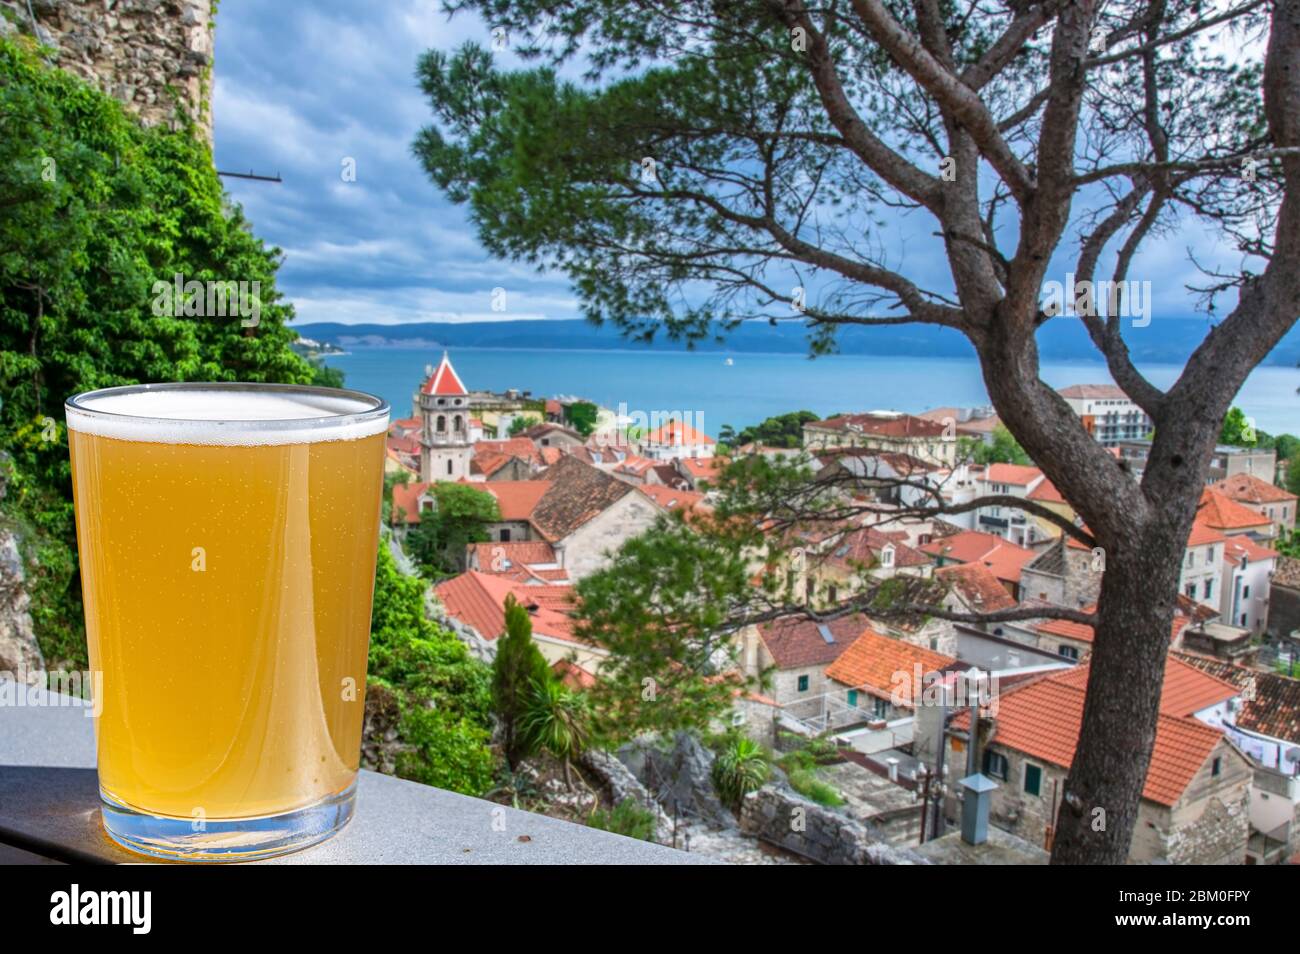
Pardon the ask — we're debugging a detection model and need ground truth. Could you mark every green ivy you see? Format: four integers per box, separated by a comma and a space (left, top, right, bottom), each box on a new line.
0, 36, 329, 668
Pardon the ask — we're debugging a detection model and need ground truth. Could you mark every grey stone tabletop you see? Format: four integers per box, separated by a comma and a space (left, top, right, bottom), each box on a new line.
0, 688, 711, 865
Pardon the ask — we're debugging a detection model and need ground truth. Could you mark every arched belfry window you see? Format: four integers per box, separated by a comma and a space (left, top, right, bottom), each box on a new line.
454, 415, 464, 432
436, 415, 447, 432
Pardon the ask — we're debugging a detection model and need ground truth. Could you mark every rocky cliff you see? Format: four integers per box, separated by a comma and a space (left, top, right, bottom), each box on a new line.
0, 0, 215, 142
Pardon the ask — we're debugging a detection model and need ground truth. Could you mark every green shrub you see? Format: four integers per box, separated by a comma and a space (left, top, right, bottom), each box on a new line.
711, 734, 771, 811
588, 798, 657, 842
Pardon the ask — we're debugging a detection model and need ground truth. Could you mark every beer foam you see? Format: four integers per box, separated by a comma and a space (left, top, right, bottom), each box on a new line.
66, 387, 390, 445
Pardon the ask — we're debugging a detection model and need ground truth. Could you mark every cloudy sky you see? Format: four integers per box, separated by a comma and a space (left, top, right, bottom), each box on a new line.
212, 0, 582, 326
211, 1, 1241, 330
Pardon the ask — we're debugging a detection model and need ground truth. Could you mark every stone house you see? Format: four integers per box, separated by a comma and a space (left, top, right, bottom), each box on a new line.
738, 613, 869, 709
948, 657, 1252, 863
1173, 651, 1300, 863
1214, 473, 1297, 537
918, 529, 1036, 601
1018, 536, 1102, 610
822, 627, 958, 728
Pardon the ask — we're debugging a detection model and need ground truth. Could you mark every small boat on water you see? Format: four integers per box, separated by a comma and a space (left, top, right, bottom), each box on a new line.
724, 357, 734, 366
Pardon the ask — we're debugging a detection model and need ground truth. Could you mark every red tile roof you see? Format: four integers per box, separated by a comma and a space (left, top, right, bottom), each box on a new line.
468, 540, 558, 573
1058, 384, 1129, 399
1172, 651, 1300, 744
1050, 655, 1237, 717
420, 352, 468, 396
480, 480, 551, 521
1026, 476, 1066, 503
1223, 536, 1278, 565
638, 484, 707, 512
985, 463, 1042, 486
474, 438, 540, 466
953, 666, 1228, 807
811, 412, 948, 439
919, 530, 1036, 584
678, 457, 722, 481
435, 571, 578, 643
644, 420, 715, 446
1214, 473, 1296, 505
533, 455, 638, 541
755, 614, 869, 670
1197, 488, 1272, 533
823, 525, 931, 569
1186, 521, 1230, 547
390, 481, 431, 525
936, 562, 1017, 612
824, 628, 957, 704
1034, 606, 1192, 646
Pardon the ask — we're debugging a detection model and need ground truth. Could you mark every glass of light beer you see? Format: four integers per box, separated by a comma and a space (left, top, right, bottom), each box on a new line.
65, 382, 389, 861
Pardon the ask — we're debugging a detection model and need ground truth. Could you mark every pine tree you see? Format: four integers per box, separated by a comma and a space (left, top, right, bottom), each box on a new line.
491, 594, 553, 767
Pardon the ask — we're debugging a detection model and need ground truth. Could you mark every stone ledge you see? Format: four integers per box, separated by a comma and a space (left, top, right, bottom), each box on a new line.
0, 689, 712, 865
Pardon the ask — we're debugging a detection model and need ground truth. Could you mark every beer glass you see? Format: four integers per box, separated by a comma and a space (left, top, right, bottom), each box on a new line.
66, 382, 389, 861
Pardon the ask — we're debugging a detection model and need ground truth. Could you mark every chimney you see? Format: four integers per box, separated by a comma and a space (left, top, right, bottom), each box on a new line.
959, 773, 998, 845
886, 757, 899, 782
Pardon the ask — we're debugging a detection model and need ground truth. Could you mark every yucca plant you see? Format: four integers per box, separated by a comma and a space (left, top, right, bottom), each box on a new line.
711, 734, 770, 812
519, 676, 592, 788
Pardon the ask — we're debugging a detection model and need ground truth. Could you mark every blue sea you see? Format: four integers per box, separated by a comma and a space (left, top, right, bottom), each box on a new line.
321, 347, 1300, 438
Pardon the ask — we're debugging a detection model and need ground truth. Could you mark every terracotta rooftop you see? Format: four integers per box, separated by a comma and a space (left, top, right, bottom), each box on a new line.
638, 483, 707, 512
809, 412, 948, 439
1058, 384, 1129, 400
474, 438, 541, 466
936, 562, 1017, 612
1050, 654, 1238, 717
1035, 605, 1196, 646
533, 455, 637, 542
919, 530, 1037, 584
1196, 488, 1273, 533
678, 457, 723, 482
480, 480, 551, 522
1026, 476, 1067, 504
1223, 536, 1279, 566
755, 614, 870, 670
823, 525, 931, 569
390, 481, 431, 525
435, 571, 578, 644
1214, 473, 1296, 506
952, 665, 1229, 807
824, 628, 957, 703
1172, 651, 1300, 745
467, 540, 558, 572
420, 352, 468, 396
984, 463, 1043, 487
643, 420, 715, 446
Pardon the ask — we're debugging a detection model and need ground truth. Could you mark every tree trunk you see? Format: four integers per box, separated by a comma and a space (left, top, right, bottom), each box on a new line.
1047, 524, 1185, 863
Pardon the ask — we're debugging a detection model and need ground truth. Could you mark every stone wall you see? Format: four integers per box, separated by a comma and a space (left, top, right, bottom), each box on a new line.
0, 0, 215, 142
739, 786, 927, 865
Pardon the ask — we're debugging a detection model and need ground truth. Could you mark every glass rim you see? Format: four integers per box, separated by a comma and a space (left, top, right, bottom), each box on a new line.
64, 381, 390, 439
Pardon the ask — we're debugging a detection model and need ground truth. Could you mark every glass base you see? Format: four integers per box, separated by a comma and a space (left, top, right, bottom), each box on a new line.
100, 781, 356, 863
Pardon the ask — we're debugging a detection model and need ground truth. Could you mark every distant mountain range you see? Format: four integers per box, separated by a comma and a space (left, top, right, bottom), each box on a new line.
294, 317, 1300, 367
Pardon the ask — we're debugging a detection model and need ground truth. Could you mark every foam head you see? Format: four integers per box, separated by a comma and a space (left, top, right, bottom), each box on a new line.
65, 384, 390, 445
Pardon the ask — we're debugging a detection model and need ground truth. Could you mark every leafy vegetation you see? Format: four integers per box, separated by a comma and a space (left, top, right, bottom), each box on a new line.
960, 424, 1030, 466
520, 675, 592, 787
368, 540, 496, 795
492, 594, 554, 767
0, 37, 331, 668
587, 798, 657, 841
564, 400, 598, 436
718, 411, 819, 450
711, 733, 771, 811
574, 512, 757, 745
404, 481, 501, 578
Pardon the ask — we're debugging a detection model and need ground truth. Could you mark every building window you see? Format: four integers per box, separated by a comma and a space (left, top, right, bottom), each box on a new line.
881, 545, 895, 569
1212, 757, 1222, 777
847, 689, 859, 708
1240, 613, 1248, 626
436, 415, 447, 432
1206, 546, 1216, 565
983, 751, 1009, 781
1204, 579, 1214, 601
873, 697, 888, 718
499, 528, 511, 542
1023, 763, 1043, 797
1058, 645, 1080, 661
1243, 585, 1250, 599
446, 459, 453, 476
1184, 582, 1196, 598
453, 415, 464, 432
797, 675, 809, 692
827, 585, 838, 604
